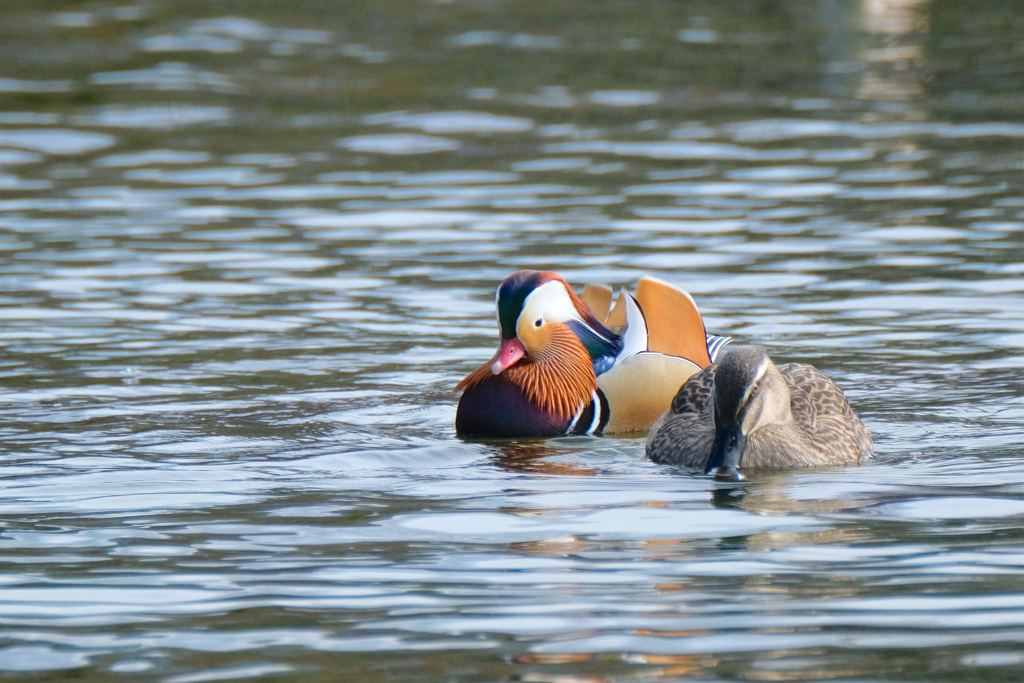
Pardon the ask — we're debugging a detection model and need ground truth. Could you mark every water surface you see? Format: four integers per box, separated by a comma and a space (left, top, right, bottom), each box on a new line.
1, 1, 1024, 680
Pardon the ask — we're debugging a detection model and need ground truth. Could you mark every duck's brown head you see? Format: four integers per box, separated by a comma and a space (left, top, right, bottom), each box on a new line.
706, 346, 792, 480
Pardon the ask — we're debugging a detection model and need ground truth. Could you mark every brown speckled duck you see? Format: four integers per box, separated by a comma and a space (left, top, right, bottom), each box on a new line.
647, 346, 872, 479
455, 270, 731, 438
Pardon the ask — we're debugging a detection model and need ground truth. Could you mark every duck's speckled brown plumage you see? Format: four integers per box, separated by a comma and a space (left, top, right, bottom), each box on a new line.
647, 347, 872, 471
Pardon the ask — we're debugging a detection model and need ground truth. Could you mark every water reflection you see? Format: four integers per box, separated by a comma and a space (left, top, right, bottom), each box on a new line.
491, 441, 600, 476
858, 0, 931, 103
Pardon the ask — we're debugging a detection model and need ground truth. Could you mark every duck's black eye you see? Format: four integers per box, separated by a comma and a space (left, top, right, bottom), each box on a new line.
534, 318, 543, 327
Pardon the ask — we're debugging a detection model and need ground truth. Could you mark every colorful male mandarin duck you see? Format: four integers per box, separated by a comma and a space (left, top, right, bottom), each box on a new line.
455, 270, 731, 438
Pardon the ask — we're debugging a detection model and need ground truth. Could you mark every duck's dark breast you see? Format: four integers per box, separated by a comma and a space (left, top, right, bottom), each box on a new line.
456, 375, 568, 437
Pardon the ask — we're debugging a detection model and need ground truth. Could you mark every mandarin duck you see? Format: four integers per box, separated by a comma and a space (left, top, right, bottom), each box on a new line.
647, 346, 872, 480
455, 270, 731, 437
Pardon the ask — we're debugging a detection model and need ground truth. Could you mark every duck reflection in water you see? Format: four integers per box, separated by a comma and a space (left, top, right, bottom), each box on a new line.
489, 440, 599, 476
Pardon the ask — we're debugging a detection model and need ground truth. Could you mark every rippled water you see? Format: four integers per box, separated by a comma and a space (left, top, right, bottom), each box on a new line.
1, 1, 1023, 680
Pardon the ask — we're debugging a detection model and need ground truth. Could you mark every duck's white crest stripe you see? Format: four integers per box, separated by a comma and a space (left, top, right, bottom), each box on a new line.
585, 390, 602, 435
565, 401, 585, 434
517, 280, 583, 330
738, 356, 771, 409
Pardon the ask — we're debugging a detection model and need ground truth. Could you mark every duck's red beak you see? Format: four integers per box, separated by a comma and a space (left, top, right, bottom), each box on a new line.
490, 338, 525, 375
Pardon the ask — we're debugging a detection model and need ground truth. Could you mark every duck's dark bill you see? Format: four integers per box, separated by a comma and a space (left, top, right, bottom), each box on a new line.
710, 466, 745, 481
705, 424, 745, 476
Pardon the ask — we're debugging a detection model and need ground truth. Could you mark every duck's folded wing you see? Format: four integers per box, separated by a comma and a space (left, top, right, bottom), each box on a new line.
580, 283, 613, 322
599, 351, 701, 433
603, 289, 628, 333
646, 364, 717, 466
593, 277, 728, 433
635, 276, 712, 368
